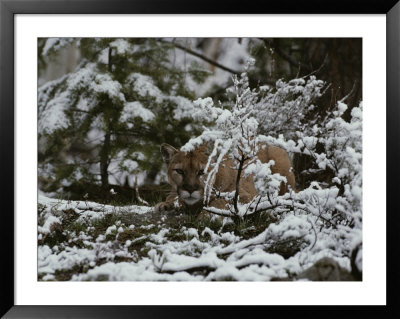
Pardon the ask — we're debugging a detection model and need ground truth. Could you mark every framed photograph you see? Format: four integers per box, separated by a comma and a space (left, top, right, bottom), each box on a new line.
1, 0, 399, 317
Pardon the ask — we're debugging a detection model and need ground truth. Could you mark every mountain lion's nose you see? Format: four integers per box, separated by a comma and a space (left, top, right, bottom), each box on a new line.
182, 184, 199, 194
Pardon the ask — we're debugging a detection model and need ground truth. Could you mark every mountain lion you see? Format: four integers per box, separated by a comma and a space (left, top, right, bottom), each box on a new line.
154, 143, 295, 215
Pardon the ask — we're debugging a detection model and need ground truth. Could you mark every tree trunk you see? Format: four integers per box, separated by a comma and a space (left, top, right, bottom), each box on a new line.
100, 131, 110, 189
99, 46, 114, 190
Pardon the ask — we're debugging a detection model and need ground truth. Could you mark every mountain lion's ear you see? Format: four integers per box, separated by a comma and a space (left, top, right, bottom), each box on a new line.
160, 143, 178, 164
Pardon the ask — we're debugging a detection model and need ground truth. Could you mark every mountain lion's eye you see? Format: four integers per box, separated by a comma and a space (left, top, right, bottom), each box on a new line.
175, 169, 184, 175
198, 169, 204, 176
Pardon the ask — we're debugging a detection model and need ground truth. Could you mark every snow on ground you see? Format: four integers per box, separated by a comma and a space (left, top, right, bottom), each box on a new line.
38, 195, 357, 281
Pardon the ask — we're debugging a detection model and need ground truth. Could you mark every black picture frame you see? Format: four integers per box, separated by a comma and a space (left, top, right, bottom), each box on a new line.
1, 0, 399, 318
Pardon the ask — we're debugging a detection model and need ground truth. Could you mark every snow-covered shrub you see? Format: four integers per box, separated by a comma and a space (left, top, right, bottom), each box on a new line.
181, 60, 287, 220
296, 101, 362, 228
181, 61, 362, 272
262, 98, 363, 273
254, 76, 326, 138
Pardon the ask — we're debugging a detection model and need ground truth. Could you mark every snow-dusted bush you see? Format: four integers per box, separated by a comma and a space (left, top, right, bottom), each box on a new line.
255, 76, 326, 138
180, 60, 286, 219
301, 102, 362, 224
180, 62, 362, 270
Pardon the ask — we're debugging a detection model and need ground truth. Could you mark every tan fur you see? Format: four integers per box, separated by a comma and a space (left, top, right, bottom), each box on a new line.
155, 143, 295, 214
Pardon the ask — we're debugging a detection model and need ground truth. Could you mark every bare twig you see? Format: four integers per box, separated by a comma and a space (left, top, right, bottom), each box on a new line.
339, 80, 358, 103
262, 38, 311, 73
202, 207, 233, 218
301, 53, 329, 78
134, 176, 149, 206
233, 155, 246, 216
307, 217, 318, 250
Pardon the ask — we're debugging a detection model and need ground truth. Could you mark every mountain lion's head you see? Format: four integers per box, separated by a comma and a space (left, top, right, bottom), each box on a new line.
160, 143, 208, 207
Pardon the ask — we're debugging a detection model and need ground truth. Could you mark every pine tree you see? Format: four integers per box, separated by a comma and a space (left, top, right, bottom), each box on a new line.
38, 38, 209, 196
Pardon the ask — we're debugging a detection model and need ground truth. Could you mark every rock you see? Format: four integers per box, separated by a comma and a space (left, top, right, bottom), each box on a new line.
297, 257, 355, 281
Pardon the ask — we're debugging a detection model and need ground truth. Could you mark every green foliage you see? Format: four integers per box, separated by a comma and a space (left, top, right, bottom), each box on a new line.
38, 38, 210, 195
188, 61, 213, 83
